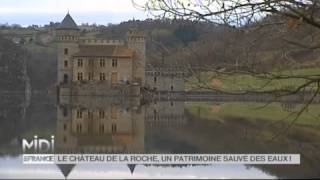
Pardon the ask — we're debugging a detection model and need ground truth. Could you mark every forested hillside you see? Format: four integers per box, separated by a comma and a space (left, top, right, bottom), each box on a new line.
1, 14, 320, 91
0, 35, 28, 91
92, 17, 320, 71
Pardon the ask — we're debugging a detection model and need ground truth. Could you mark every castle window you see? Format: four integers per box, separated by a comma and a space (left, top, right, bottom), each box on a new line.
88, 73, 94, 80
64, 48, 68, 55
89, 59, 94, 66
78, 59, 83, 67
88, 111, 93, 120
77, 110, 82, 119
112, 59, 118, 67
111, 105, 118, 119
64, 60, 68, 67
76, 123, 82, 133
99, 110, 105, 119
77, 73, 83, 81
64, 124, 67, 130
111, 124, 117, 133
154, 77, 157, 83
99, 124, 104, 134
63, 74, 68, 84
171, 86, 174, 91
62, 107, 68, 117
100, 59, 105, 67
100, 73, 106, 81
111, 72, 118, 86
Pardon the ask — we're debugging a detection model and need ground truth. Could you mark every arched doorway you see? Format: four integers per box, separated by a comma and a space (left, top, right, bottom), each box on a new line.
63, 74, 68, 84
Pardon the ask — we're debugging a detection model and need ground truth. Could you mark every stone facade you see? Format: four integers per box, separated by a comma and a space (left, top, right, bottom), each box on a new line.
56, 13, 146, 96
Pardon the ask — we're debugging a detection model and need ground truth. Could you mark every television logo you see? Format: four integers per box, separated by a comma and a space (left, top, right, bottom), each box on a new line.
22, 135, 55, 153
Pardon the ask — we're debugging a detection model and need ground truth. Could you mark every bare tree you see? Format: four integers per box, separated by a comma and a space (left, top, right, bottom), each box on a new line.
134, 0, 320, 49
134, 0, 320, 27
134, 0, 320, 92
133, 0, 320, 138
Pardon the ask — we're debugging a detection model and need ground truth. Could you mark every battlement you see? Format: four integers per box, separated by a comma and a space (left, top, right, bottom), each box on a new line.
79, 38, 125, 45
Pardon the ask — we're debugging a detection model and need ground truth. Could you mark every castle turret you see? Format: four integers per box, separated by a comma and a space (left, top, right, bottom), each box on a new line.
127, 29, 146, 86
56, 13, 80, 85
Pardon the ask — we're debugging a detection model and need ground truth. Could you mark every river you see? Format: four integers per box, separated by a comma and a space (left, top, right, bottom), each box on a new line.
0, 94, 319, 179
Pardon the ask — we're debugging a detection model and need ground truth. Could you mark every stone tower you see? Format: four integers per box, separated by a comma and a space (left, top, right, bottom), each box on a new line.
127, 29, 146, 86
56, 13, 80, 85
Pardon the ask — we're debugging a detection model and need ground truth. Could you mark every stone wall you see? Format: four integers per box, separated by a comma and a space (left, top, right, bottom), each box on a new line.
145, 68, 185, 91
58, 83, 140, 97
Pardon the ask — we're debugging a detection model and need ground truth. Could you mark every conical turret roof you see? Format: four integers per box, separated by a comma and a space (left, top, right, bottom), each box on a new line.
56, 164, 76, 178
127, 164, 136, 174
57, 13, 79, 30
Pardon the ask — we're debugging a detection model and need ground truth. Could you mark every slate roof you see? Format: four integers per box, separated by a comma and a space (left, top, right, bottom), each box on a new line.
57, 13, 79, 30
73, 45, 135, 58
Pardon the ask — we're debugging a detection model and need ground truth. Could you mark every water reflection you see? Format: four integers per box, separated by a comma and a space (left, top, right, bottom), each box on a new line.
55, 96, 187, 154
0, 95, 320, 179
0, 156, 276, 179
56, 97, 144, 154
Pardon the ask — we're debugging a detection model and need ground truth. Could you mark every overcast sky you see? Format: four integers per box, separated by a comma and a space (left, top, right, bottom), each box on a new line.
0, 0, 149, 26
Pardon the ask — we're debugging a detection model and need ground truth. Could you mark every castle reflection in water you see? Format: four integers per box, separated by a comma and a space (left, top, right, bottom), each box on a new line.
55, 96, 186, 154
